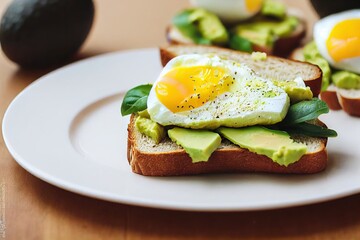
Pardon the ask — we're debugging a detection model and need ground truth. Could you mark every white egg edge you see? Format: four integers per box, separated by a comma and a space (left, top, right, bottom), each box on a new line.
314, 9, 360, 74
189, 0, 256, 22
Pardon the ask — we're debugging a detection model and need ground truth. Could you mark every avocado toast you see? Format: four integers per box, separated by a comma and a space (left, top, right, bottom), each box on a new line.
167, 0, 306, 57
122, 46, 336, 176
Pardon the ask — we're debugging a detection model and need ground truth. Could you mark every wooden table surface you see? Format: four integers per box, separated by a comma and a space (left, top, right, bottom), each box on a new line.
1, 0, 360, 239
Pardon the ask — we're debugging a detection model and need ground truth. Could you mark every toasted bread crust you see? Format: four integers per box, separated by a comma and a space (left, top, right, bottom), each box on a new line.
291, 47, 360, 117
273, 19, 306, 57
166, 18, 306, 57
160, 45, 322, 96
320, 85, 360, 117
127, 115, 328, 176
337, 93, 360, 117
320, 89, 342, 110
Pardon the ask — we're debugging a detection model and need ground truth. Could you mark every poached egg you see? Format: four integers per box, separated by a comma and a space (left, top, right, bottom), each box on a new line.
147, 54, 290, 129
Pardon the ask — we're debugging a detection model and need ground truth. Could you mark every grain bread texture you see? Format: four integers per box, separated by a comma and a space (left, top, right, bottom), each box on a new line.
160, 45, 322, 96
127, 115, 328, 176
167, 18, 306, 57
291, 47, 360, 117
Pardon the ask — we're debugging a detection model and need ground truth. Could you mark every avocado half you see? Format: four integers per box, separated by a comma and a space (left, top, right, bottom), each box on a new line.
0, 0, 95, 68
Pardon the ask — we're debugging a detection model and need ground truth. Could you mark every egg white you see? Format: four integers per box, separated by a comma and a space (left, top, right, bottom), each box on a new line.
147, 54, 290, 129
314, 10, 360, 74
190, 0, 260, 22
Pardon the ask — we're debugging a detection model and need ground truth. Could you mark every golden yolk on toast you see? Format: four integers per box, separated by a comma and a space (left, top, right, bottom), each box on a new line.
155, 66, 233, 113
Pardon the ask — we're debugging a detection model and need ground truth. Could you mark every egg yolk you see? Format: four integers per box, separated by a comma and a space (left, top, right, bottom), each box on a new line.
155, 66, 233, 113
245, 0, 263, 13
326, 18, 360, 62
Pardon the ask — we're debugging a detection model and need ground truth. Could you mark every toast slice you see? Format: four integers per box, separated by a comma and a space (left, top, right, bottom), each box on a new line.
291, 47, 360, 116
160, 45, 323, 96
337, 88, 360, 117
319, 85, 342, 110
166, 17, 306, 57
127, 115, 328, 176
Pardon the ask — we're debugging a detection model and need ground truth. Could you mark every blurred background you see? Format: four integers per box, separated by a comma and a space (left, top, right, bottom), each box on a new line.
0, 0, 318, 70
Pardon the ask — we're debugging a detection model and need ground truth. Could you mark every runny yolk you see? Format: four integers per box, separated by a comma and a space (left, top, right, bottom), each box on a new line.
245, 0, 263, 13
155, 66, 233, 113
326, 19, 360, 62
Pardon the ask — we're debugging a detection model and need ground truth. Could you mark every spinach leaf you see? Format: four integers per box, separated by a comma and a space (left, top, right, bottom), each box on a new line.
284, 122, 338, 138
282, 98, 329, 126
172, 10, 211, 45
275, 98, 337, 138
121, 84, 152, 116
229, 34, 253, 52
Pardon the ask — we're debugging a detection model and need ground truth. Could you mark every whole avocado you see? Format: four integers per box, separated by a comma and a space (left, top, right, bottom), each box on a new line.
0, 0, 94, 68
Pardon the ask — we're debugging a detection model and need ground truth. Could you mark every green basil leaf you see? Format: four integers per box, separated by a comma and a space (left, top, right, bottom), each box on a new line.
285, 122, 338, 138
229, 34, 253, 52
172, 10, 211, 45
282, 98, 329, 126
121, 84, 152, 116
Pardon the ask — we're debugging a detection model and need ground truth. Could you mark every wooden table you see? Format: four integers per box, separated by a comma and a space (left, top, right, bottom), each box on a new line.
1, 0, 360, 239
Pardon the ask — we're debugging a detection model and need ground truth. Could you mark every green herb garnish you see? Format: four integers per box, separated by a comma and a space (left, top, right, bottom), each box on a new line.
277, 98, 337, 137
121, 84, 152, 116
281, 98, 329, 126
229, 34, 253, 52
285, 122, 337, 138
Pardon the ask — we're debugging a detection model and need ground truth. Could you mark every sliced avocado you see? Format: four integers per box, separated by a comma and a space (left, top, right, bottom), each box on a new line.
235, 28, 274, 47
233, 16, 298, 48
272, 16, 298, 37
233, 16, 299, 46
303, 41, 323, 59
196, 10, 229, 44
138, 109, 150, 118
283, 86, 313, 103
172, 9, 211, 45
303, 41, 331, 91
261, 0, 286, 19
173, 8, 228, 44
135, 116, 166, 144
168, 127, 221, 163
272, 79, 313, 103
332, 71, 360, 90
218, 126, 307, 166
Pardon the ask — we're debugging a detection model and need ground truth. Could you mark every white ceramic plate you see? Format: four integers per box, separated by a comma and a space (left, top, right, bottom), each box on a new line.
3, 48, 360, 211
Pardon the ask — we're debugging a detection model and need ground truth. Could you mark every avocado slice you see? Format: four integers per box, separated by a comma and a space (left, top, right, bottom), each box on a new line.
261, 0, 286, 19
195, 10, 229, 44
233, 16, 299, 48
168, 127, 222, 163
303, 41, 331, 91
135, 116, 166, 144
218, 126, 307, 166
235, 27, 274, 48
272, 78, 313, 103
137, 109, 150, 118
332, 71, 360, 90
173, 8, 228, 45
